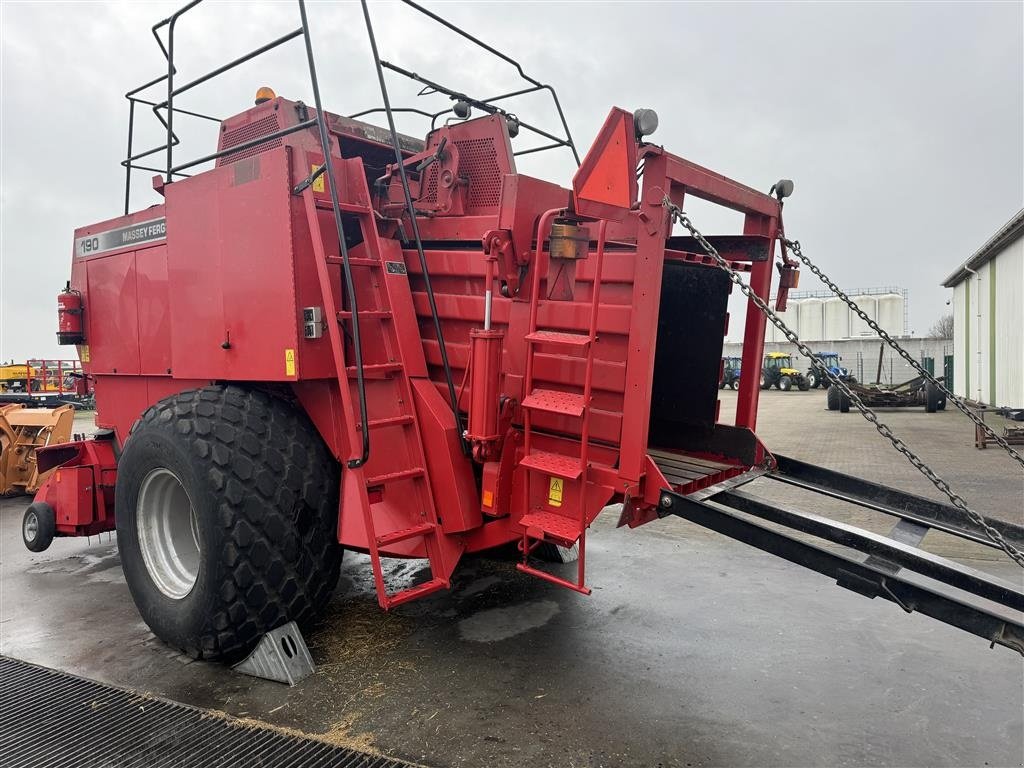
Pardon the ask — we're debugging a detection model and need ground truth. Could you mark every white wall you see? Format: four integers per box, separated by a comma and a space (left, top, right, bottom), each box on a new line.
949, 238, 1024, 407
951, 281, 968, 399
994, 238, 1024, 407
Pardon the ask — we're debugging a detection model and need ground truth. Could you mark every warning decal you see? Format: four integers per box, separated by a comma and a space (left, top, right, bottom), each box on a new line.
548, 477, 563, 508
285, 349, 296, 377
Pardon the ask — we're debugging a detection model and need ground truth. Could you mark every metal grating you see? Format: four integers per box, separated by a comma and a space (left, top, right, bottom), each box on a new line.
454, 138, 502, 209
418, 137, 502, 212
0, 656, 417, 768
217, 114, 283, 166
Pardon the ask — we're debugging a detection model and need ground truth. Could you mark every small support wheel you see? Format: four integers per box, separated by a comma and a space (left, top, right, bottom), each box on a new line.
925, 381, 941, 413
807, 372, 819, 389
23, 502, 56, 553
778, 375, 793, 392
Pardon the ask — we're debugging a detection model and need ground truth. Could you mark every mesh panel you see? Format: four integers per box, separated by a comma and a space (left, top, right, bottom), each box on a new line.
418, 137, 502, 212
217, 114, 282, 166
456, 138, 502, 209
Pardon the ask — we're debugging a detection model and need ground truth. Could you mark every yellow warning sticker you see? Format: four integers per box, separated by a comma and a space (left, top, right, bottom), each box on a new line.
311, 164, 324, 193
78, 345, 90, 363
548, 477, 563, 508
482, 490, 494, 508
285, 348, 296, 376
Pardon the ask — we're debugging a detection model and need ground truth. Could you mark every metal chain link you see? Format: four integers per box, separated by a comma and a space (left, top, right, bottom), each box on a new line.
663, 199, 1024, 568
782, 237, 1024, 468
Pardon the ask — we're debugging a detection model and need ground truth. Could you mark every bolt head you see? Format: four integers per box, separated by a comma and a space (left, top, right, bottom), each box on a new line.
660, 495, 673, 509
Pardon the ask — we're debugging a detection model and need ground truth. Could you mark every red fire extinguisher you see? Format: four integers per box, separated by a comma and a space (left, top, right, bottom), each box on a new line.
57, 282, 85, 345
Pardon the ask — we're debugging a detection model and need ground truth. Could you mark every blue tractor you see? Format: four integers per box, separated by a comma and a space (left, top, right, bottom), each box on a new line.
720, 356, 742, 390
806, 351, 856, 389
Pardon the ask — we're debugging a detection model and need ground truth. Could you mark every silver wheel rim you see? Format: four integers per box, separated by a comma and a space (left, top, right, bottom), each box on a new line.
24, 511, 38, 543
137, 468, 200, 599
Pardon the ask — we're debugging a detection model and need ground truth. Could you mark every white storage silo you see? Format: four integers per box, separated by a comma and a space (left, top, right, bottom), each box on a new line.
797, 298, 824, 341
824, 297, 849, 340
850, 295, 877, 336
877, 293, 905, 337
775, 302, 798, 341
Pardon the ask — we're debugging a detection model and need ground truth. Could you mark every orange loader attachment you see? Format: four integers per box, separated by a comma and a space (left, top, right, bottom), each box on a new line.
0, 404, 75, 496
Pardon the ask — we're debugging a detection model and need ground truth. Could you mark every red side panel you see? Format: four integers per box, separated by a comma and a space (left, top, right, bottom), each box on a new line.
165, 150, 300, 381
85, 252, 141, 375
136, 245, 172, 375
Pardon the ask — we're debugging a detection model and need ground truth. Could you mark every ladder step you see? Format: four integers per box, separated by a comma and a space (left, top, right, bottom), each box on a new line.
516, 562, 592, 596
365, 415, 414, 429
519, 451, 583, 480
525, 330, 592, 349
366, 466, 425, 485
383, 577, 447, 609
337, 310, 392, 320
375, 521, 435, 547
347, 362, 403, 377
519, 510, 584, 547
326, 256, 379, 268
521, 388, 586, 417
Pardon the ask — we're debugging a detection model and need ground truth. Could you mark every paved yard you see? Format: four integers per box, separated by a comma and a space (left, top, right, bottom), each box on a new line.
1, 394, 1021, 767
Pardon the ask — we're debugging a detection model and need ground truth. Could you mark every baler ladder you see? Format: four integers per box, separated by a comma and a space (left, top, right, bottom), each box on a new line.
299, 175, 454, 609
517, 216, 609, 594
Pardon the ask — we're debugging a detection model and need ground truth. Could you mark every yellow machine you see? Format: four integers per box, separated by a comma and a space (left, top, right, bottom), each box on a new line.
0, 404, 75, 495
760, 352, 811, 391
0, 364, 33, 393
0, 363, 69, 394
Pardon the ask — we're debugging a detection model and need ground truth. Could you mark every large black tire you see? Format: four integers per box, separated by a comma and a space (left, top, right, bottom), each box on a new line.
759, 374, 770, 390
827, 386, 840, 411
778, 375, 793, 392
116, 385, 341, 661
536, 542, 579, 563
23, 501, 55, 552
839, 389, 851, 413
797, 377, 811, 392
925, 381, 941, 413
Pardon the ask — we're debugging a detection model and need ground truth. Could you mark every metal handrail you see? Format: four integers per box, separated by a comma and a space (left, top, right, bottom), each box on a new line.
116, 0, 553, 463
399, 0, 579, 164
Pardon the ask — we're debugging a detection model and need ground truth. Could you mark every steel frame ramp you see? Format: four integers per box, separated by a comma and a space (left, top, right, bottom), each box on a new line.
0, 656, 415, 768
656, 456, 1024, 654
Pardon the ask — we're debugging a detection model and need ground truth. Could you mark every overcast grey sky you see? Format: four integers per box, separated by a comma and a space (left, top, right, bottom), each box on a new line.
1, 0, 1021, 362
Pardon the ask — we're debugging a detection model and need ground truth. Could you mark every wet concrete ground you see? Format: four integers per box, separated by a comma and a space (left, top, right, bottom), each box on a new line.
1, 392, 1022, 767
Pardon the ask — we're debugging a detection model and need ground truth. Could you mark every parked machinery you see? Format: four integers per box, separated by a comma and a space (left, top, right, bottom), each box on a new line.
1, 404, 75, 499
720, 356, 741, 390
760, 352, 810, 391
23, 0, 1022, 662
827, 376, 947, 413
806, 351, 855, 389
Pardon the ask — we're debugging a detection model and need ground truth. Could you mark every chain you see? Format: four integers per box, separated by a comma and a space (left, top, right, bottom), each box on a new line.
663, 199, 1024, 568
782, 237, 1024, 469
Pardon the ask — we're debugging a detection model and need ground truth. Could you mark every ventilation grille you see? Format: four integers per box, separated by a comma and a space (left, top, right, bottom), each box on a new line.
419, 137, 502, 212
0, 655, 415, 768
217, 114, 282, 166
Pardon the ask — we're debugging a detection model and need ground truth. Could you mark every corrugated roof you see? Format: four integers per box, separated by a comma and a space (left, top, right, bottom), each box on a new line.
942, 208, 1024, 287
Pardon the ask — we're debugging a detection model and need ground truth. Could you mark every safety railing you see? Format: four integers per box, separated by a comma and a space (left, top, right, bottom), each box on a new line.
116, 0, 494, 465
348, 0, 579, 163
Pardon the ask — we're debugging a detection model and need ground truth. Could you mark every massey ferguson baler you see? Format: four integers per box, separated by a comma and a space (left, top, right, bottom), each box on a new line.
25, 0, 1023, 663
